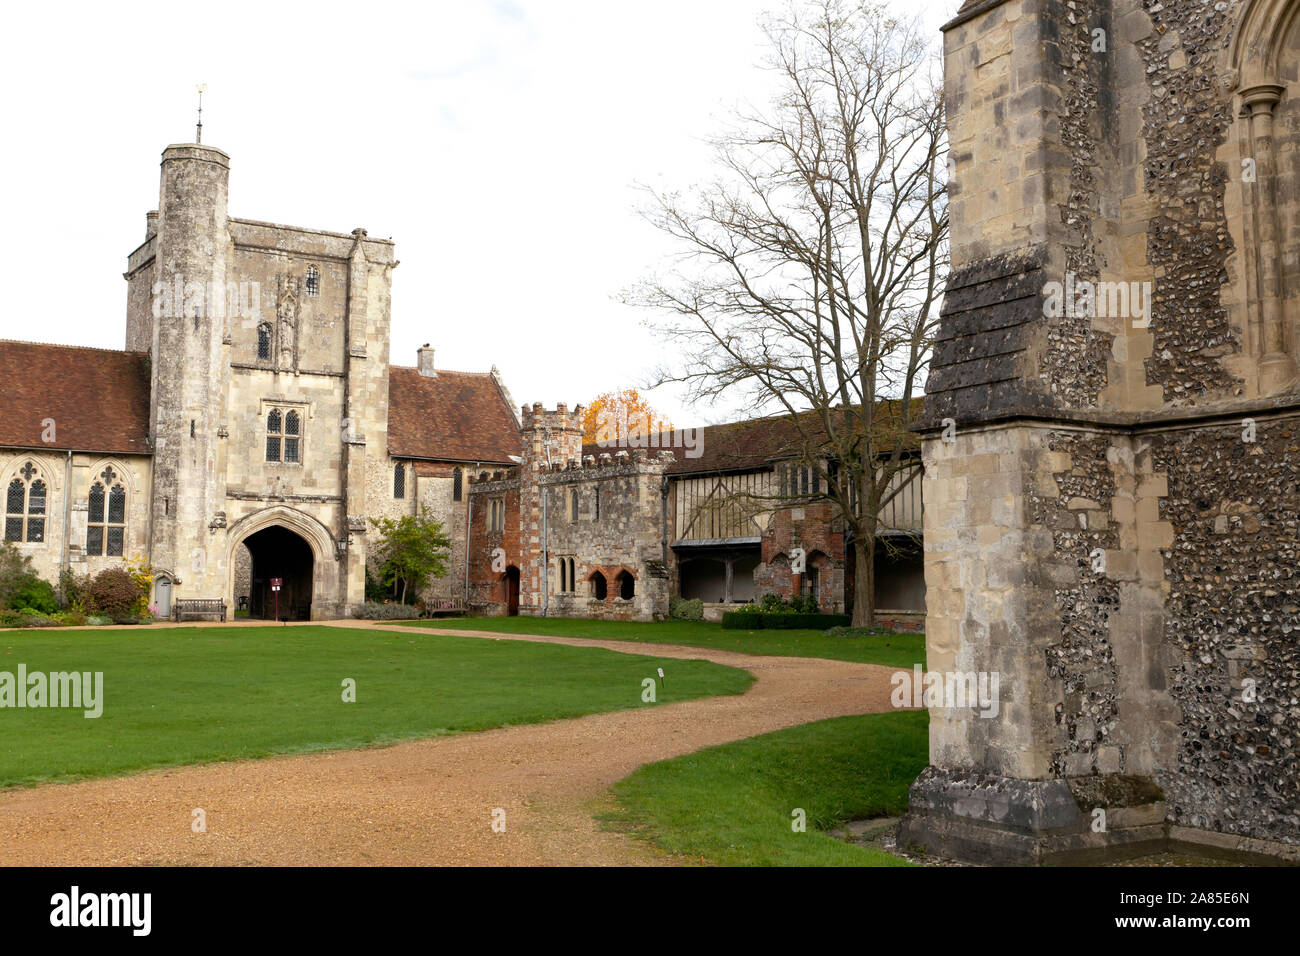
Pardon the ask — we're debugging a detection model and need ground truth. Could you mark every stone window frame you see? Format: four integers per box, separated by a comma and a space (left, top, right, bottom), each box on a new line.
487, 496, 505, 533
4, 461, 49, 544
453, 468, 463, 502
261, 401, 309, 466
86, 475, 127, 557
589, 570, 607, 600
594, 487, 600, 521
570, 489, 579, 522
557, 555, 577, 594
305, 265, 320, 298
393, 461, 406, 499
256, 322, 273, 362
614, 569, 635, 601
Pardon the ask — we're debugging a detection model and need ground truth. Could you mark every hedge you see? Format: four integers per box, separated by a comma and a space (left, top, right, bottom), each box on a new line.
721, 611, 851, 630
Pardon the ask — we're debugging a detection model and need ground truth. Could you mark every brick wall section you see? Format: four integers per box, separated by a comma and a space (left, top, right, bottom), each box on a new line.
757, 502, 846, 613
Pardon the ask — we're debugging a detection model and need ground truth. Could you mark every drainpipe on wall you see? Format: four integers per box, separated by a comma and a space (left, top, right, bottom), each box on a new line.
59, 450, 72, 602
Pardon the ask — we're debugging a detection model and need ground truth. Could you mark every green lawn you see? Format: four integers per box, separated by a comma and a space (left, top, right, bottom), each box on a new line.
0, 625, 752, 788
403, 616, 926, 668
605, 711, 929, 866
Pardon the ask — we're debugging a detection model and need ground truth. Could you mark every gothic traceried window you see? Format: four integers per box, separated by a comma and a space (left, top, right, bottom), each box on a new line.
265, 407, 304, 463
257, 323, 272, 361
284, 410, 301, 463
86, 477, 126, 556
305, 265, 320, 297
4, 465, 48, 543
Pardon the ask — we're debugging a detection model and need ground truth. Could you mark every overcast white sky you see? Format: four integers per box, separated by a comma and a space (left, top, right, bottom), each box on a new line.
0, 0, 959, 428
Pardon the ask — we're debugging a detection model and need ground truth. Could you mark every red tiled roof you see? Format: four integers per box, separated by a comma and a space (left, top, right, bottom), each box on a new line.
387, 367, 523, 464
584, 400, 923, 476
0, 341, 152, 455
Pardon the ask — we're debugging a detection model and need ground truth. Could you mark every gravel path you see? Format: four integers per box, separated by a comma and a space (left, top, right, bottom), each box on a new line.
0, 621, 903, 866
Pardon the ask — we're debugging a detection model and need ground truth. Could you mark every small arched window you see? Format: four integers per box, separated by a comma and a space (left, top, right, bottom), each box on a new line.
87, 479, 126, 556
257, 323, 272, 361
453, 468, 463, 502
571, 489, 579, 522
394, 462, 406, 499
305, 265, 320, 297
590, 571, 607, 601
568, 558, 576, 593
594, 487, 600, 521
616, 570, 635, 600
559, 557, 567, 593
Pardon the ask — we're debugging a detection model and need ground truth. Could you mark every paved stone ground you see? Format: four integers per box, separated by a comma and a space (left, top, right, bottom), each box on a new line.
0, 620, 903, 866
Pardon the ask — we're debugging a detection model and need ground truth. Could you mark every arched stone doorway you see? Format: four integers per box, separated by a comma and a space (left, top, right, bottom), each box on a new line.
225, 506, 340, 621
244, 525, 314, 620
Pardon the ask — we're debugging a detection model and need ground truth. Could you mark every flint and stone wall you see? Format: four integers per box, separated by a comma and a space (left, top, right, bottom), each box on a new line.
904, 0, 1300, 862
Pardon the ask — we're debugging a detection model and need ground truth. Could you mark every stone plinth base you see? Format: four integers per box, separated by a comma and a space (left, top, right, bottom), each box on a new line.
896, 767, 1168, 866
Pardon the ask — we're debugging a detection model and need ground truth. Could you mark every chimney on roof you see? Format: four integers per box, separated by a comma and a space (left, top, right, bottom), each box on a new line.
417, 343, 436, 378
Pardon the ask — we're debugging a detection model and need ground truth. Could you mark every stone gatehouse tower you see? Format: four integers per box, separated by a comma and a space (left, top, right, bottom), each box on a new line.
900, 0, 1300, 863
122, 142, 398, 619
0, 139, 523, 620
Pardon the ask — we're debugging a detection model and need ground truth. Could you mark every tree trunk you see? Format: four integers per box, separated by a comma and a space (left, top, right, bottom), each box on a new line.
852, 532, 876, 628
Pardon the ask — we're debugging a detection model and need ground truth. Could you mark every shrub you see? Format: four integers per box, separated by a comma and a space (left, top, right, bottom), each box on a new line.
86, 567, 148, 623
720, 610, 765, 630
763, 613, 850, 630
60, 606, 89, 627
2, 609, 63, 628
10, 575, 58, 614
0, 542, 58, 614
86, 614, 115, 627
669, 596, 704, 621
355, 601, 422, 620
824, 625, 893, 638
721, 610, 851, 630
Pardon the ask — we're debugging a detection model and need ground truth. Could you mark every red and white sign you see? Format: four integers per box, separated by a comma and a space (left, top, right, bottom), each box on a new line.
270, 577, 282, 592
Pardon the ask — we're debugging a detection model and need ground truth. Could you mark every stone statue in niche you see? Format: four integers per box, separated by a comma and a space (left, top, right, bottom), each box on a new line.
276, 275, 300, 371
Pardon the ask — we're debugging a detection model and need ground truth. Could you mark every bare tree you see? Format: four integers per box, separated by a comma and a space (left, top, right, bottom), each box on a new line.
628, 0, 948, 626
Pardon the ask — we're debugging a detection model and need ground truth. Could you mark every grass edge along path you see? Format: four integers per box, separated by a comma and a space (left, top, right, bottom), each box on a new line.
0, 624, 753, 789
602, 710, 929, 866
403, 616, 926, 668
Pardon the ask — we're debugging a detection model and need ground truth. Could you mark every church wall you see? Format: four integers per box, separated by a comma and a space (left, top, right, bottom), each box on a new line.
0, 451, 153, 593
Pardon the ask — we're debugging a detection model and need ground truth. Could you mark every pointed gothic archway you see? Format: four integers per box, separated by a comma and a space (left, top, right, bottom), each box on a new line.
243, 526, 314, 620
225, 506, 340, 621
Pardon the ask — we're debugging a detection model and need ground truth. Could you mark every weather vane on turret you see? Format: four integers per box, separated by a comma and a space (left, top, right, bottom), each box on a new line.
196, 83, 207, 143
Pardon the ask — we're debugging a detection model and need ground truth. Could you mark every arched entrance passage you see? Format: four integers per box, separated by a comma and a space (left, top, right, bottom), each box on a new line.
244, 525, 314, 620
503, 566, 520, 616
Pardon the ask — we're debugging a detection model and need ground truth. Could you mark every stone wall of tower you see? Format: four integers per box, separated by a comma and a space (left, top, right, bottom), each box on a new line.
147, 144, 231, 598
903, 0, 1300, 864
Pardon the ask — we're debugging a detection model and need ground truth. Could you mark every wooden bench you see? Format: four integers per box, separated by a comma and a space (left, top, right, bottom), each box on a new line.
173, 599, 228, 623
426, 598, 467, 618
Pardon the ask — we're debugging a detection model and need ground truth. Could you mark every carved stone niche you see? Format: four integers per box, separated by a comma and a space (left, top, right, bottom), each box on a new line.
1229, 0, 1300, 394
